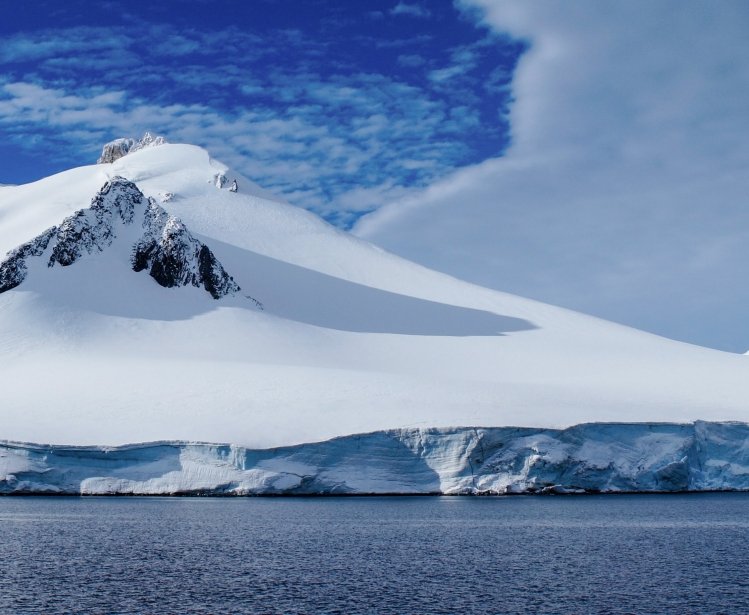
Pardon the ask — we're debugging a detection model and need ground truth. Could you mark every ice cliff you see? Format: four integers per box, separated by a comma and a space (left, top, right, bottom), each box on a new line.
3, 422, 749, 495
0, 177, 241, 299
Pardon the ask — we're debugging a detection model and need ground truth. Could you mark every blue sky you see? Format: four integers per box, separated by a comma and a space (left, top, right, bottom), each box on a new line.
0, 0, 525, 227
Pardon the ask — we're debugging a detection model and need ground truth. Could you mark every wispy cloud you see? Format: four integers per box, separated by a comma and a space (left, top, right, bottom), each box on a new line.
0, 72, 478, 226
397, 54, 426, 68
0, 27, 133, 63
0, 13, 524, 227
390, 2, 431, 18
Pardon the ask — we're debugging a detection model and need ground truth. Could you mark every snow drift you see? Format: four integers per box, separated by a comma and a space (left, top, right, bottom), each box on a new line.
1, 138, 748, 493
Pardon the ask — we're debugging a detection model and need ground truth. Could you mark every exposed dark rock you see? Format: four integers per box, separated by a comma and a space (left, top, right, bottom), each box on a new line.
0, 177, 245, 301
48, 177, 144, 267
0, 227, 57, 292
198, 245, 240, 299
132, 200, 240, 299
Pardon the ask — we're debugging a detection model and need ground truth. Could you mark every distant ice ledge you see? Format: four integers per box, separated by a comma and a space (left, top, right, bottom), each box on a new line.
97, 132, 167, 164
3, 421, 749, 495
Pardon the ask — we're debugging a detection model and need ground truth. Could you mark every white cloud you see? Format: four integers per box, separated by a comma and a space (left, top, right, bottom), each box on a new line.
428, 65, 464, 83
356, 0, 749, 352
390, 2, 431, 18
397, 54, 426, 68
0, 27, 132, 63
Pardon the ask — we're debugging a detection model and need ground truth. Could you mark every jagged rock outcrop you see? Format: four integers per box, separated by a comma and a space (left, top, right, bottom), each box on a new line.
97, 138, 134, 164
132, 200, 240, 299
130, 131, 166, 153
97, 132, 167, 164
0, 227, 57, 292
0, 177, 243, 300
48, 177, 142, 266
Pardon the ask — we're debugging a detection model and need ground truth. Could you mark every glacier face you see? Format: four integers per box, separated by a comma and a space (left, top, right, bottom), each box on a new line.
3, 421, 749, 495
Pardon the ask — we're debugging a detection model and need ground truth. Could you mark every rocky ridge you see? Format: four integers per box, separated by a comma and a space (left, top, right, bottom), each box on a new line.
0, 177, 242, 300
132, 199, 240, 299
97, 132, 167, 164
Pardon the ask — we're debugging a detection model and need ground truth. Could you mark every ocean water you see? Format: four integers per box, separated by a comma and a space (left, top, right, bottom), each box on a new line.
1, 494, 748, 614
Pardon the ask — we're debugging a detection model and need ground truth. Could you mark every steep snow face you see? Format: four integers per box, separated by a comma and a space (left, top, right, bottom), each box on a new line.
0, 177, 242, 300
3, 422, 749, 495
0, 142, 748, 448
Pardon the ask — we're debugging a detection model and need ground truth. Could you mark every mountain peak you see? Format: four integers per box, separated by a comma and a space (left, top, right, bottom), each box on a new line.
97, 132, 168, 164
0, 176, 244, 300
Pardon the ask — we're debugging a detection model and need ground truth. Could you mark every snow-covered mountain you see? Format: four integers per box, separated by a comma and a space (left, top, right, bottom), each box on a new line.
1, 137, 748, 494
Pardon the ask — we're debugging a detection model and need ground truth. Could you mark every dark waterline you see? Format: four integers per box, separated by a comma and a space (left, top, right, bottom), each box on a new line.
2, 494, 748, 614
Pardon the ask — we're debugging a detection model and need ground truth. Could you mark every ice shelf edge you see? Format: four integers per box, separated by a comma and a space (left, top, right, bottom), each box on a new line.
2, 422, 749, 495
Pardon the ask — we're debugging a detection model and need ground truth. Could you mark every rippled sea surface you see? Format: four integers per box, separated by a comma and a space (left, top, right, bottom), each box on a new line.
2, 494, 749, 614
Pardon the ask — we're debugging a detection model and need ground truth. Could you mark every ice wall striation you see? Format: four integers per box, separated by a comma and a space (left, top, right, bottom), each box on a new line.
2, 422, 749, 495
0, 177, 241, 299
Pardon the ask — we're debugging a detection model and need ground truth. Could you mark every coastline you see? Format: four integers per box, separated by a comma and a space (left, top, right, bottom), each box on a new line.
3, 421, 749, 496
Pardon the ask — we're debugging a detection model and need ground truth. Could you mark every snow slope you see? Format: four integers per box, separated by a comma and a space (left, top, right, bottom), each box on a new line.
1, 142, 748, 451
